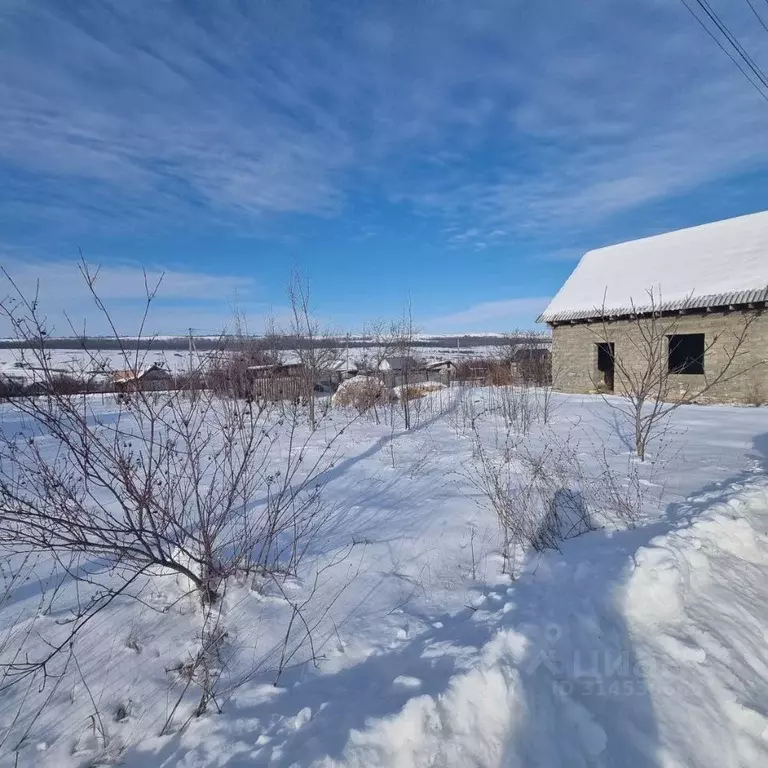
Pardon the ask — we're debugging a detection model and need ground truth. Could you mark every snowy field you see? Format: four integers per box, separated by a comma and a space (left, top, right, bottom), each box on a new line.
0, 344, 500, 383
1, 388, 768, 767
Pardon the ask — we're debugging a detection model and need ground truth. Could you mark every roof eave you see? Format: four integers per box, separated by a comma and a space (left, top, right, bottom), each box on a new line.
540, 286, 768, 325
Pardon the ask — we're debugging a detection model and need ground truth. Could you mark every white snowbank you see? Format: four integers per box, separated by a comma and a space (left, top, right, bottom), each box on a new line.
324, 482, 768, 767
621, 485, 768, 766
319, 630, 528, 768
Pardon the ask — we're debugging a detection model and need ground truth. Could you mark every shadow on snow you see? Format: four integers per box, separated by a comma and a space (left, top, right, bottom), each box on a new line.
120, 432, 768, 767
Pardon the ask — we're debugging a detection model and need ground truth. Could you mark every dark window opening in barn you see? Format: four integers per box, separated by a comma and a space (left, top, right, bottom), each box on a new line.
668, 333, 704, 375
596, 342, 615, 392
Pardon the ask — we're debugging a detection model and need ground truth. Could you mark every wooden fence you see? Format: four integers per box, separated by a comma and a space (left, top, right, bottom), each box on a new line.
249, 376, 305, 401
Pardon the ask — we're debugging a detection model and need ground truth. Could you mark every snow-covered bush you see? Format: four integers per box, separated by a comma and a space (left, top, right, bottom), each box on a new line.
331, 375, 391, 411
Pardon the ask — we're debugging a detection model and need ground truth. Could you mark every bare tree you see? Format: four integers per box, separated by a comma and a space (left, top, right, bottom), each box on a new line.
208, 311, 283, 400
590, 289, 761, 460
391, 301, 418, 430
359, 319, 399, 372
287, 269, 340, 430
0, 264, 344, 701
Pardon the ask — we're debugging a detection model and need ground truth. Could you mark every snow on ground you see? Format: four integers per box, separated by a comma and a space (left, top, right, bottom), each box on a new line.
0, 344, 504, 383
1, 389, 768, 766
0, 347, 196, 383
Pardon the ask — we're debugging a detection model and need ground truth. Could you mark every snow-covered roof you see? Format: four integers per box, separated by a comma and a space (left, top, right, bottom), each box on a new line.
539, 210, 768, 324
378, 356, 420, 371
329, 359, 358, 372
112, 363, 169, 384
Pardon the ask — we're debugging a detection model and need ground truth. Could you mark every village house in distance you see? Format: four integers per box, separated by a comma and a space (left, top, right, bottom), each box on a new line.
539, 210, 768, 404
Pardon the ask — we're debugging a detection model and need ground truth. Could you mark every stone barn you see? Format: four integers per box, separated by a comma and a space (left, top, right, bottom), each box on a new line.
538, 211, 768, 404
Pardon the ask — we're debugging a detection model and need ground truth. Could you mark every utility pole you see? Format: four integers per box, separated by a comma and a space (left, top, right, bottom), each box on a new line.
188, 327, 194, 377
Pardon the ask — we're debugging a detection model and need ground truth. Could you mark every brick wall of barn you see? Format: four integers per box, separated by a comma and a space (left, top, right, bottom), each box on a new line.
551, 309, 768, 404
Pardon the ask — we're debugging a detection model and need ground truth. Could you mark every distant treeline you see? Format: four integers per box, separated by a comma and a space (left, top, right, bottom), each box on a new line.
0, 333, 549, 352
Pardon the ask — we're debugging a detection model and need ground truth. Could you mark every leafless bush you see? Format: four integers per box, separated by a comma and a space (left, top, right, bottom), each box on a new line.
454, 357, 510, 386
287, 269, 340, 430
487, 384, 538, 434
466, 423, 593, 573
465, 406, 647, 575
0, 377, 25, 400
41, 373, 88, 396
0, 263, 346, 709
163, 601, 230, 731
391, 301, 418, 430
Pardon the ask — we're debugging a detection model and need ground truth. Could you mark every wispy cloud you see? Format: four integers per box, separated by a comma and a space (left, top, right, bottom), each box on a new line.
0, 0, 766, 247
0, 256, 258, 336
424, 297, 549, 334
384, 2, 768, 243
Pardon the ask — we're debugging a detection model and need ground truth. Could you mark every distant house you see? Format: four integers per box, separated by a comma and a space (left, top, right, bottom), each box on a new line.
378, 356, 420, 374
538, 211, 768, 403
112, 363, 171, 392
425, 359, 456, 374
328, 359, 359, 383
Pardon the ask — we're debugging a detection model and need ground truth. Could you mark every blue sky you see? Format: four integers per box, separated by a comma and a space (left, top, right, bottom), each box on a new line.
1, 0, 767, 336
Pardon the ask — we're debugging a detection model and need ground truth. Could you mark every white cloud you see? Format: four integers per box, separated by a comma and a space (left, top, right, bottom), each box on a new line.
0, 0, 766, 246
424, 297, 550, 333
0, 256, 258, 336
384, 2, 768, 243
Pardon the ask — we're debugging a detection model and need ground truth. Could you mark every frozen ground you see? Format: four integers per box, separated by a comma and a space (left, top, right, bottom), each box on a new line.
0, 344, 501, 383
1, 389, 768, 766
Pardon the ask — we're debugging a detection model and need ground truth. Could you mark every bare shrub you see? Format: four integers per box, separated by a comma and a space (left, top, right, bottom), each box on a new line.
467, 424, 593, 574
0, 263, 345, 704
466, 405, 646, 576
0, 376, 25, 400
163, 602, 230, 730
454, 357, 511, 386
287, 269, 340, 430
391, 301, 418, 430
487, 384, 538, 434
331, 375, 390, 412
